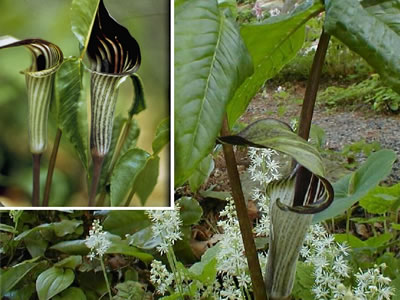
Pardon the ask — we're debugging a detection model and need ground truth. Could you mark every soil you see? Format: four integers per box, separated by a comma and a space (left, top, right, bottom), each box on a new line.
203, 80, 400, 197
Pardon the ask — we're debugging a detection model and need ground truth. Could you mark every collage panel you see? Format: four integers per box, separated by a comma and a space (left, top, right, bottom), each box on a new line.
0, 0, 171, 208
2, 0, 400, 299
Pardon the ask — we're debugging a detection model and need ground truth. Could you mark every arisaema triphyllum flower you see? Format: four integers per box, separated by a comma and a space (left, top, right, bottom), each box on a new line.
218, 118, 334, 299
85, 0, 141, 206
0, 37, 63, 206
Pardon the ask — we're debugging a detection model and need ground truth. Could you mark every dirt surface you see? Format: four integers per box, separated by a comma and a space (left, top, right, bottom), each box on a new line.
205, 81, 400, 196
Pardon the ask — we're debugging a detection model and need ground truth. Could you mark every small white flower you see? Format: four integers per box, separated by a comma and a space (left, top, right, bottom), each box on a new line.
150, 260, 173, 295
269, 8, 281, 17
85, 219, 111, 260
147, 204, 182, 254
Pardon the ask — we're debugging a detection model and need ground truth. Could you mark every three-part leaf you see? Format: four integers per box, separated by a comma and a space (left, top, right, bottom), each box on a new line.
174, 0, 253, 186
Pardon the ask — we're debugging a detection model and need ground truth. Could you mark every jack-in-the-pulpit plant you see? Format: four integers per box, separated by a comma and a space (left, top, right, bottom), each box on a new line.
86, 0, 141, 206
0, 36, 63, 206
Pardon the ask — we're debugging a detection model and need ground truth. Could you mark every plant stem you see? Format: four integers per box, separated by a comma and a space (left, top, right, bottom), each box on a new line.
32, 154, 42, 206
89, 154, 104, 206
100, 258, 112, 300
220, 116, 267, 300
294, 31, 331, 206
43, 129, 62, 206
97, 119, 132, 206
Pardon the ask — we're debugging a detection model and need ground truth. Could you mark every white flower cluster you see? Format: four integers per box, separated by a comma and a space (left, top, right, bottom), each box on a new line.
248, 148, 280, 185
150, 260, 173, 296
85, 219, 111, 260
354, 264, 394, 300
248, 147, 281, 238
147, 204, 182, 254
301, 224, 394, 300
216, 198, 252, 298
269, 8, 281, 17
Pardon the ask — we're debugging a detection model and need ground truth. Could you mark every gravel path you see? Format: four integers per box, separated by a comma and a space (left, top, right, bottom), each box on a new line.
240, 86, 400, 184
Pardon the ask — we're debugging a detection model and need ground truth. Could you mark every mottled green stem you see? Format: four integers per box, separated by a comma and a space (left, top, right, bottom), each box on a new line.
221, 116, 267, 300
32, 154, 41, 206
43, 129, 62, 206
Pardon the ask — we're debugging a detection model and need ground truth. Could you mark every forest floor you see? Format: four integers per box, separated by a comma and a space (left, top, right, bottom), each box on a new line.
200, 80, 400, 202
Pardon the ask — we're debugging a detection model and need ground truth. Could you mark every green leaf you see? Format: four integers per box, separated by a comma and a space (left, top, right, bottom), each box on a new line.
364, 233, 392, 248
313, 149, 397, 223
103, 211, 150, 237
0, 261, 39, 296
113, 281, 146, 300
359, 183, 400, 214
219, 118, 324, 177
23, 231, 48, 258
188, 154, 215, 193
110, 149, 151, 206
54, 58, 88, 170
152, 118, 170, 155
0, 224, 17, 234
227, 0, 323, 126
54, 256, 82, 269
36, 267, 74, 300
392, 224, 400, 230
188, 245, 219, 285
71, 0, 100, 55
107, 241, 153, 264
128, 74, 146, 116
175, 0, 253, 186
334, 234, 366, 248
178, 197, 203, 226
50, 240, 89, 255
15, 220, 83, 241
292, 261, 315, 300
53, 287, 86, 300
127, 226, 161, 250
324, 0, 400, 93
217, 0, 238, 18
132, 156, 160, 205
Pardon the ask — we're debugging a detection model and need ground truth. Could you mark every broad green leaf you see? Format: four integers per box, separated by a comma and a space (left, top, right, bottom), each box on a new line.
71, 0, 100, 55
54, 58, 88, 170
175, 0, 253, 186
132, 156, 160, 205
113, 281, 147, 300
364, 233, 392, 248
3, 284, 35, 300
334, 234, 366, 248
103, 211, 150, 237
15, 220, 83, 241
127, 226, 161, 250
188, 154, 215, 193
392, 224, 400, 230
110, 149, 151, 206
119, 119, 140, 157
324, 0, 400, 93
53, 287, 86, 300
227, 0, 323, 126
54, 256, 82, 269
359, 183, 400, 214
128, 74, 146, 116
189, 245, 219, 285
152, 117, 170, 155
292, 261, 315, 300
313, 150, 396, 223
0, 261, 39, 296
107, 241, 153, 263
24, 231, 48, 258
178, 197, 203, 226
218, 118, 324, 177
50, 240, 89, 255
36, 267, 74, 300
0, 224, 17, 234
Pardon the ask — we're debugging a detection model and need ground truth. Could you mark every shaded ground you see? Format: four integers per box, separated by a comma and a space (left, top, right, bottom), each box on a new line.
205, 81, 400, 195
